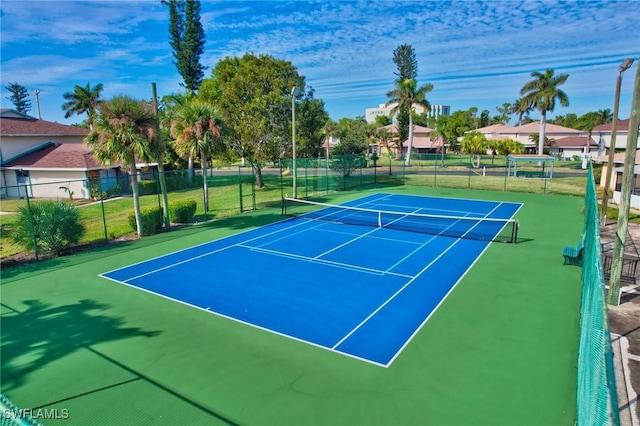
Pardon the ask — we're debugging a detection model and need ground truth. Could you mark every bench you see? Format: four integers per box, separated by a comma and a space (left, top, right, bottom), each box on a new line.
563, 236, 585, 266
603, 253, 639, 284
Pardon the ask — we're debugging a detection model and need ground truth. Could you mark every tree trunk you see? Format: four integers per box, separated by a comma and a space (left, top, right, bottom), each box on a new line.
157, 160, 170, 230
201, 150, 209, 211
130, 160, 143, 237
538, 110, 546, 155
253, 163, 264, 188
188, 155, 194, 182
405, 115, 414, 166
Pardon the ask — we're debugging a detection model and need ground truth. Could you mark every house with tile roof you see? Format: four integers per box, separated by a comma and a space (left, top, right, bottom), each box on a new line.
377, 123, 443, 158
592, 119, 634, 154
0, 109, 121, 199
547, 135, 598, 160
474, 122, 586, 156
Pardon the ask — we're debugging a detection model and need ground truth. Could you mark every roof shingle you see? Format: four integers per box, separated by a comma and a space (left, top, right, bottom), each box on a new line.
4, 143, 107, 170
0, 111, 89, 137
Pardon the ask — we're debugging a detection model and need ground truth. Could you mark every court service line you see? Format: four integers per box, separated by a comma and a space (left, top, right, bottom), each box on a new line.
331, 237, 462, 350
332, 202, 505, 352
371, 201, 486, 218
313, 205, 425, 260
110, 218, 336, 282
101, 214, 317, 277
381, 208, 478, 273
250, 194, 394, 250
236, 243, 414, 279
104, 194, 394, 281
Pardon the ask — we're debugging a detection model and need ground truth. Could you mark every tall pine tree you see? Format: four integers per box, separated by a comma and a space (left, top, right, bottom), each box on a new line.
163, 0, 207, 93
390, 45, 418, 151
5, 82, 32, 114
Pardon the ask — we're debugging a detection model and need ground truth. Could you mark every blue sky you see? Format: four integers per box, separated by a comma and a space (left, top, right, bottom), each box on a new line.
1, 0, 638, 126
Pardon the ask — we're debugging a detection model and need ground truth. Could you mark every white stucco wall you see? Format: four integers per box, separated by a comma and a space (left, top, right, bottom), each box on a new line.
613, 191, 640, 210
27, 170, 90, 199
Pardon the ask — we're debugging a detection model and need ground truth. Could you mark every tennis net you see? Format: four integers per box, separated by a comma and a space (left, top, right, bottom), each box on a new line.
282, 197, 518, 243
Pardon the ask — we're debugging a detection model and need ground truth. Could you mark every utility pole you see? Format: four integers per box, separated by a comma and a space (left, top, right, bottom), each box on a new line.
34, 89, 42, 119
151, 83, 171, 230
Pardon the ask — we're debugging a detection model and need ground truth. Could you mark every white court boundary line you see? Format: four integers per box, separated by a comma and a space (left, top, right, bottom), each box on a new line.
100, 193, 523, 367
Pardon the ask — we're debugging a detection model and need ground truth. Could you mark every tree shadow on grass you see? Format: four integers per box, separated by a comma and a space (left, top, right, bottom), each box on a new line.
0, 298, 160, 391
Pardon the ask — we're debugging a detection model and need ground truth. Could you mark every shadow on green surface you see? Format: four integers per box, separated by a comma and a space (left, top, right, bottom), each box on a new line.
1, 299, 242, 425
0, 299, 160, 391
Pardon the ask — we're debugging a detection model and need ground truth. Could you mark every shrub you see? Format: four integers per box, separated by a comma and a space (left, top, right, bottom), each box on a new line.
90, 180, 122, 199
593, 163, 603, 184
129, 207, 163, 236
165, 170, 192, 191
169, 200, 197, 223
138, 180, 158, 196
11, 200, 85, 256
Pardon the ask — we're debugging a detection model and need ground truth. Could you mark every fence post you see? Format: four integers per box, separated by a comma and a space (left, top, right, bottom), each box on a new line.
154, 169, 162, 227
434, 154, 438, 187
238, 165, 243, 213
98, 178, 108, 242
279, 158, 284, 201
503, 160, 508, 191
374, 159, 377, 184
251, 166, 256, 211
304, 159, 308, 198
325, 156, 329, 194
23, 186, 38, 260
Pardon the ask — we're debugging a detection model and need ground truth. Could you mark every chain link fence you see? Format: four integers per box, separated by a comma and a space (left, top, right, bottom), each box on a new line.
0, 153, 588, 262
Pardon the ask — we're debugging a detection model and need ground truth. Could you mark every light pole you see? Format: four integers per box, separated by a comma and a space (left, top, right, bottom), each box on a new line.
601, 58, 635, 225
291, 87, 300, 198
608, 57, 640, 305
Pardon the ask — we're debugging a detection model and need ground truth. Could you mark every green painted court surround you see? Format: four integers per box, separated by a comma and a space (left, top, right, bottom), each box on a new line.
1, 186, 583, 425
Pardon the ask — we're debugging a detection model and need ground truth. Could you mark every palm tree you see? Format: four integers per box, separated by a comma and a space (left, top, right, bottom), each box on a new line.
495, 102, 512, 125
460, 131, 489, 168
429, 126, 447, 166
62, 83, 104, 129
528, 134, 555, 152
595, 108, 613, 125
86, 96, 157, 237
321, 119, 339, 159
169, 99, 223, 212
375, 126, 392, 158
520, 69, 569, 155
160, 92, 196, 178
386, 78, 433, 166
511, 97, 534, 127
495, 139, 525, 155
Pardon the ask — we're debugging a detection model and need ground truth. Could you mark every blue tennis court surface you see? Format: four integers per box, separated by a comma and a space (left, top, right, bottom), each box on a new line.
101, 193, 522, 367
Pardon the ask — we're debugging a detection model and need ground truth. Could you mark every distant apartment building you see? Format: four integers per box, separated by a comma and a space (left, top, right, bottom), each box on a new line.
365, 103, 450, 124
